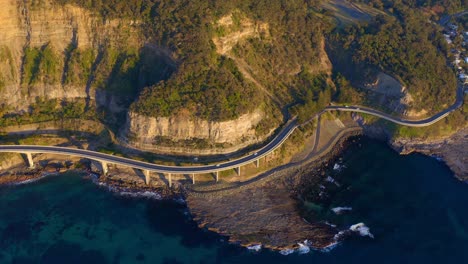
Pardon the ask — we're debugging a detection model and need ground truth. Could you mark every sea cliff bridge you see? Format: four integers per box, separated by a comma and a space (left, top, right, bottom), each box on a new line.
0, 85, 464, 187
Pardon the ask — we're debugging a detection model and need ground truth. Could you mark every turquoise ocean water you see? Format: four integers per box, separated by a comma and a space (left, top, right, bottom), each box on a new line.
0, 137, 467, 263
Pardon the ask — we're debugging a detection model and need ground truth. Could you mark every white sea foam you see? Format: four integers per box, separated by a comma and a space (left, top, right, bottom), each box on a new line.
14, 176, 44, 185
92, 177, 163, 200
333, 163, 345, 171
333, 163, 341, 171
331, 207, 352, 214
333, 230, 347, 241
325, 176, 340, 187
118, 191, 162, 200
14, 178, 37, 185
349, 223, 374, 238
297, 240, 310, 254
319, 241, 340, 252
325, 221, 337, 228
247, 244, 262, 252
279, 248, 294, 255
12, 172, 57, 185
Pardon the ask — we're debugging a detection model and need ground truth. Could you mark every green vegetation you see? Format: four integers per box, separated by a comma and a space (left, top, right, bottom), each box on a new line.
291, 73, 333, 123
357, 93, 467, 140
53, 0, 328, 121
353, 0, 467, 14
133, 56, 260, 120
22, 44, 61, 86
0, 99, 95, 127
0, 46, 14, 91
64, 47, 95, 86
0, 78, 4, 93
1, 0, 462, 145
329, 8, 457, 114
22, 47, 41, 85
392, 97, 467, 139
333, 74, 365, 105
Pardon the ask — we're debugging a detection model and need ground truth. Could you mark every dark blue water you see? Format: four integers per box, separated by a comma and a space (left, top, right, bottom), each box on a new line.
0, 137, 467, 263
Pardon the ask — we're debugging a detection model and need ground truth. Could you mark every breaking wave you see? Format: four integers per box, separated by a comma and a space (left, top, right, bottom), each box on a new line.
333, 163, 346, 172
331, 206, 352, 214
247, 244, 262, 252
297, 240, 310, 254
279, 248, 294, 255
350, 223, 374, 238
89, 173, 162, 200
11, 172, 58, 186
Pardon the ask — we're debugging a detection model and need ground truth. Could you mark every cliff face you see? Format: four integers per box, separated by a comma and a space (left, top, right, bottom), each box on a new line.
0, 1, 276, 153
0, 0, 142, 110
123, 109, 268, 154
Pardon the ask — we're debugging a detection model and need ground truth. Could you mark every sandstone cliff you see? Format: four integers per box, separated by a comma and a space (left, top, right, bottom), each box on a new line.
0, 0, 143, 111
1, 2, 339, 155
122, 109, 272, 154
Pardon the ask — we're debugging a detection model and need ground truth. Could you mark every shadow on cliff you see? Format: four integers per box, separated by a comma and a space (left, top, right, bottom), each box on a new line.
90, 44, 176, 132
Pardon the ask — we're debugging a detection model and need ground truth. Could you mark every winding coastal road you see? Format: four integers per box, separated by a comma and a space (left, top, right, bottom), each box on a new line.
0, 84, 464, 175
326, 82, 465, 126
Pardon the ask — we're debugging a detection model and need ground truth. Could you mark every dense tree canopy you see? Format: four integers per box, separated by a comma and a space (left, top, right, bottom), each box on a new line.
54, 0, 328, 121
329, 6, 457, 113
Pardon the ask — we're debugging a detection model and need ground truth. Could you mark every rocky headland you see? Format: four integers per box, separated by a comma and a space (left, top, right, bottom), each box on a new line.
390, 127, 468, 180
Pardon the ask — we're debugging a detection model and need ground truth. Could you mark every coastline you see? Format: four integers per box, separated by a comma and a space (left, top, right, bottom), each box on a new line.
0, 125, 466, 253
185, 130, 363, 252
389, 127, 468, 180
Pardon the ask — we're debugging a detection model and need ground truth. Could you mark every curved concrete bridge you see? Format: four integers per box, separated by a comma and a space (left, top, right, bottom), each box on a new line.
0, 120, 297, 187
0, 85, 464, 186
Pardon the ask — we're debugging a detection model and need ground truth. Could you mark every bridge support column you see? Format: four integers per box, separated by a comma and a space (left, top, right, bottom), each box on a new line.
237, 166, 241, 176
24, 152, 34, 168
168, 173, 172, 188
215, 171, 219, 182
192, 174, 195, 184
100, 161, 108, 175
255, 159, 260, 168
144, 170, 151, 185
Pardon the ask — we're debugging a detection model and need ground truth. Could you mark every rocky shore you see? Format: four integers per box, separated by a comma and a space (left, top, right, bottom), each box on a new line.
185, 131, 364, 252
0, 168, 46, 185
390, 127, 468, 180
0, 163, 179, 200
0, 125, 466, 254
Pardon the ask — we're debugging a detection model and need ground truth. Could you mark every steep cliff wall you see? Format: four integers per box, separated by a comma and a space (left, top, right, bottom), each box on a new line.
123, 109, 271, 154
1, 1, 335, 155
0, 0, 143, 111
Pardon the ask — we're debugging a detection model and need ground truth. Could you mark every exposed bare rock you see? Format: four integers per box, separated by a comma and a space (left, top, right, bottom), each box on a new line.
123, 109, 275, 155
212, 11, 269, 56
187, 177, 336, 250
0, 0, 142, 110
390, 127, 468, 180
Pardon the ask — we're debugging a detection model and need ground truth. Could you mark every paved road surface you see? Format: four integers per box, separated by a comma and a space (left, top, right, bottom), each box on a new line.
0, 84, 464, 174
